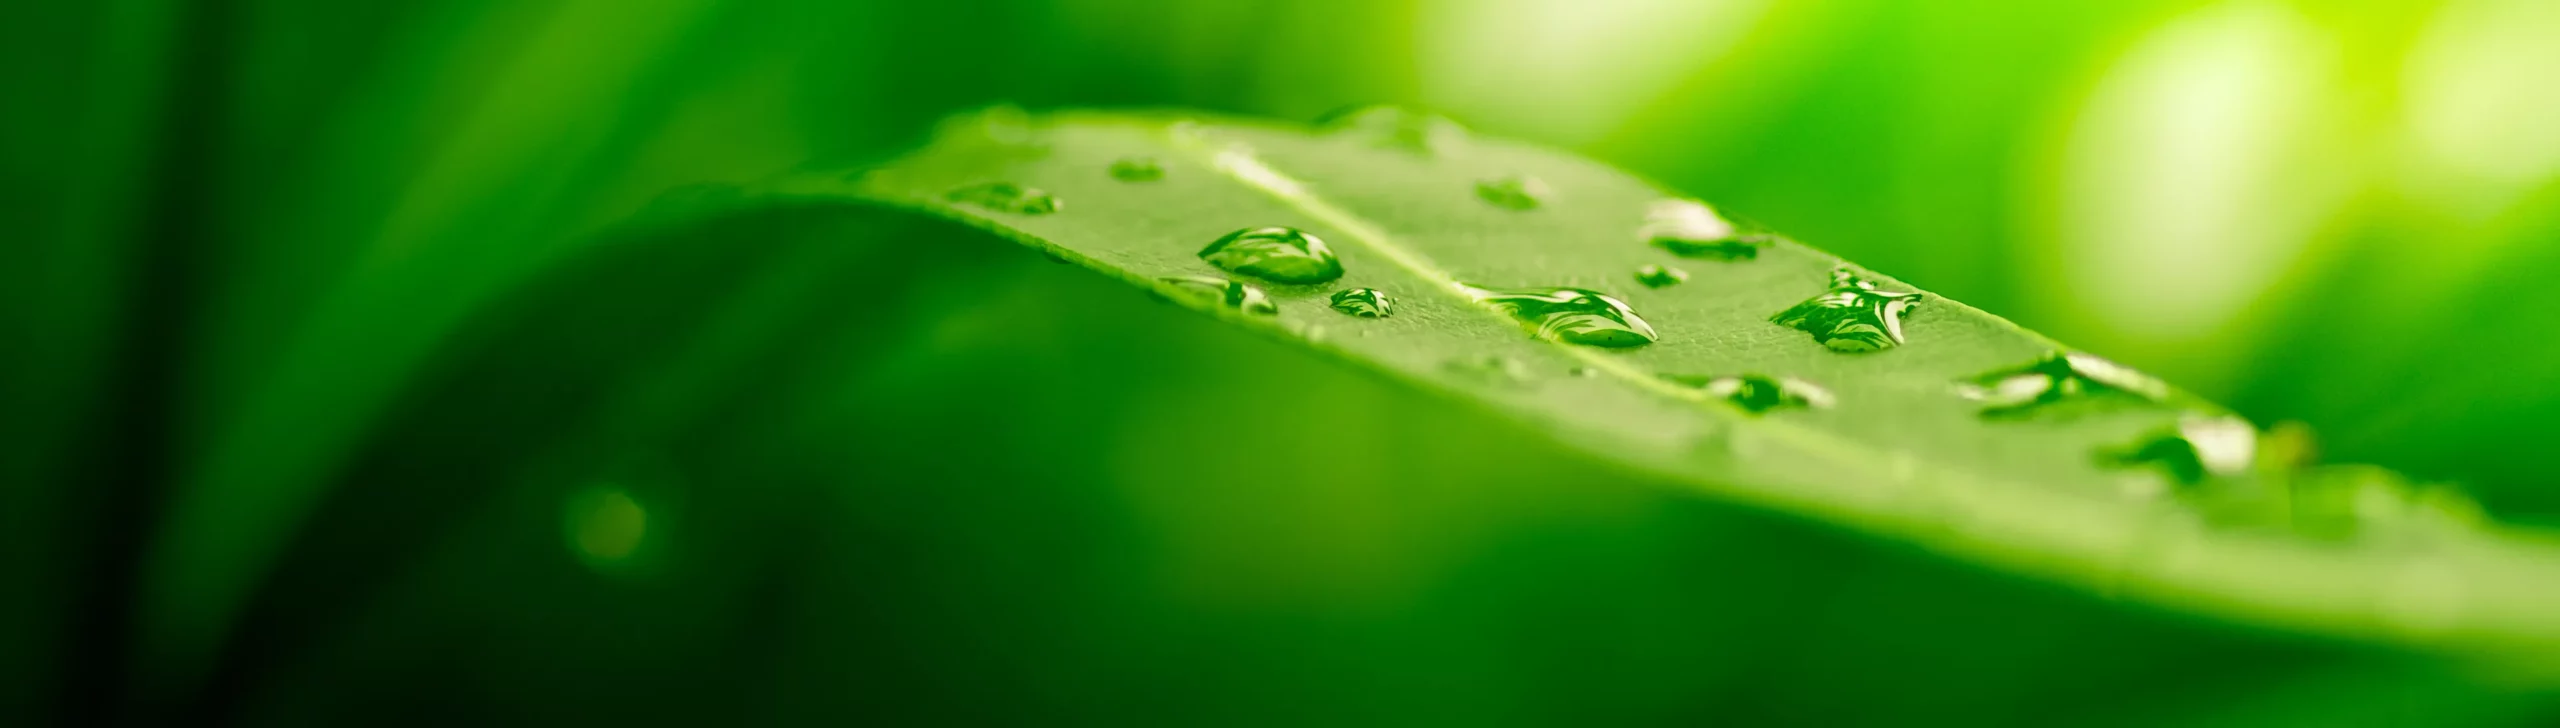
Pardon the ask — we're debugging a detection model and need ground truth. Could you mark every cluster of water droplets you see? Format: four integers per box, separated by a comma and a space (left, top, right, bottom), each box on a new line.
915, 112, 2496, 537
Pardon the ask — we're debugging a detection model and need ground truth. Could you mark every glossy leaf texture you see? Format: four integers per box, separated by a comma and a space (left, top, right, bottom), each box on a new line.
698, 108, 2560, 659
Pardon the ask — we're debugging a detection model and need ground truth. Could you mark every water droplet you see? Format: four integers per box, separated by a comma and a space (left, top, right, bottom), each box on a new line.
1569, 366, 1597, 378
2103, 415, 2256, 485
1771, 268, 1923, 352
1476, 176, 1548, 210
1460, 284, 1658, 348
1109, 156, 1164, 182
1445, 355, 1531, 384
564, 485, 649, 567
1634, 264, 1689, 289
1957, 351, 2168, 417
1200, 226, 1343, 284
1328, 288, 1393, 317
1660, 374, 1835, 414
1317, 105, 1466, 155
1642, 199, 1773, 261
1159, 276, 1278, 316
946, 182, 1060, 215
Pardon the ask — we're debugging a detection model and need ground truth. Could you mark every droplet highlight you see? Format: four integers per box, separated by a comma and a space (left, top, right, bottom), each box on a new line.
946, 182, 1060, 215
1771, 268, 1923, 352
2103, 415, 2257, 485
1643, 199, 1772, 261
1327, 288, 1393, 318
1317, 105, 1466, 155
1460, 284, 1658, 348
1159, 276, 1278, 316
1661, 374, 1835, 414
1109, 156, 1164, 182
1200, 226, 1344, 285
1958, 351, 2169, 417
1476, 176, 1548, 210
1634, 264, 1689, 289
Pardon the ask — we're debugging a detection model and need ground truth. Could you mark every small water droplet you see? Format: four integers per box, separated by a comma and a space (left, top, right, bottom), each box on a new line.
564, 485, 649, 567
1771, 268, 1922, 352
1327, 288, 1393, 317
1445, 355, 1531, 384
1957, 351, 2168, 417
1634, 264, 1689, 289
1642, 199, 1772, 261
1460, 284, 1658, 348
1476, 176, 1548, 210
2103, 415, 2256, 485
1317, 105, 1466, 155
1109, 156, 1164, 181
1660, 374, 1834, 414
1569, 366, 1597, 378
1159, 276, 1278, 316
1200, 226, 1343, 284
946, 182, 1060, 215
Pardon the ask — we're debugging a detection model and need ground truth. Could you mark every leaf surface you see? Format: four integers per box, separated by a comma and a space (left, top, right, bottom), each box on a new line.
724, 107, 2560, 658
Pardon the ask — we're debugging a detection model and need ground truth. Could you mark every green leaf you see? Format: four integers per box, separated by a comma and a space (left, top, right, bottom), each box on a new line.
690, 107, 2560, 658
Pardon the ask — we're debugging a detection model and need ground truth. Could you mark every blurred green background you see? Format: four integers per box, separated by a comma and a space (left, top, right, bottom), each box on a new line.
10, 0, 2560, 724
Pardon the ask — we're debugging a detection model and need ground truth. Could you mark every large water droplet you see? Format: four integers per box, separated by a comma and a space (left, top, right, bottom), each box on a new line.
1476, 176, 1548, 210
1771, 268, 1923, 352
1317, 105, 1466, 155
1159, 276, 1278, 316
1200, 226, 1344, 285
1958, 352, 2169, 417
1328, 288, 1393, 318
946, 182, 1060, 215
1461, 284, 1658, 348
1661, 374, 1835, 414
1643, 199, 1772, 261
1109, 156, 1163, 181
2104, 415, 2256, 485
1634, 264, 1688, 289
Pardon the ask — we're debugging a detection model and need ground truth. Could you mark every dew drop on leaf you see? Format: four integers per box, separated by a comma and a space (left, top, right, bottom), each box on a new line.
1634, 264, 1689, 289
1317, 104, 1466, 155
1159, 275, 1278, 316
1660, 374, 1835, 414
1327, 287, 1393, 318
1642, 199, 1771, 261
2103, 415, 2257, 485
1460, 284, 1659, 348
1109, 156, 1164, 182
946, 182, 1060, 215
1958, 351, 2168, 417
1476, 175, 1548, 210
1199, 226, 1344, 284
1771, 268, 1923, 352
